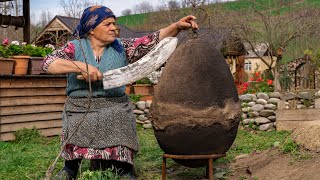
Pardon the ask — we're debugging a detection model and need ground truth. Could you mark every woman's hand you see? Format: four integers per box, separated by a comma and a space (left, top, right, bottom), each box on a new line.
80, 64, 103, 82
159, 15, 199, 40
175, 15, 199, 31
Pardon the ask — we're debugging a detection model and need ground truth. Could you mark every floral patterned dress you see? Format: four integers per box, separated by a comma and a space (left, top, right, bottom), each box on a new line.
42, 31, 160, 164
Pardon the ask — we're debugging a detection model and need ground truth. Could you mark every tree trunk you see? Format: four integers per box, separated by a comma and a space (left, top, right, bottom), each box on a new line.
235, 55, 246, 84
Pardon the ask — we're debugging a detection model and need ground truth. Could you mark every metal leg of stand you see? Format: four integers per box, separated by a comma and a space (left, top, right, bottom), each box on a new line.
207, 158, 213, 180
162, 156, 166, 180
162, 153, 225, 180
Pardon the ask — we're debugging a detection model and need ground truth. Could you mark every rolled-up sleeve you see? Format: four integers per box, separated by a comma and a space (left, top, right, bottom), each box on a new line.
42, 42, 76, 73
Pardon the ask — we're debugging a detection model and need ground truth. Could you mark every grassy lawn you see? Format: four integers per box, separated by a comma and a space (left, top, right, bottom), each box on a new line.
0, 126, 292, 180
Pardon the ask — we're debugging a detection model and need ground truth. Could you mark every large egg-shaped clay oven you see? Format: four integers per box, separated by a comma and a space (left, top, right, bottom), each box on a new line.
151, 35, 241, 167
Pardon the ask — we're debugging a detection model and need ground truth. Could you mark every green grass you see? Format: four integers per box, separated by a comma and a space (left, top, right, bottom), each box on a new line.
0, 126, 293, 180
117, 13, 149, 28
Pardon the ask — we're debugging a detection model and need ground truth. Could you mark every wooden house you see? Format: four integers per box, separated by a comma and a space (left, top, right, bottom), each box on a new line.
243, 42, 276, 76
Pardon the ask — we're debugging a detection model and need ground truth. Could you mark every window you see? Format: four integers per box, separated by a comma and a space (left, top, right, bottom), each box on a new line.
244, 60, 252, 71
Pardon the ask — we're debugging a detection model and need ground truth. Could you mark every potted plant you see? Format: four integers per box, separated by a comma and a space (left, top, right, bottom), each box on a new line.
0, 39, 54, 75
0, 40, 29, 75
133, 77, 154, 96
0, 44, 15, 74
22, 44, 53, 75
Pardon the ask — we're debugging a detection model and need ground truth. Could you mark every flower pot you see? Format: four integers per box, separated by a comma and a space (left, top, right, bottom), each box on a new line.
0, 58, 15, 74
125, 84, 133, 94
28, 57, 45, 75
12, 55, 30, 75
133, 84, 154, 96
140, 95, 154, 101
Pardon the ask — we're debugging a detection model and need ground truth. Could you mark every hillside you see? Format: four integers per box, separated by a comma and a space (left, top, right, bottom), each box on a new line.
117, 0, 320, 28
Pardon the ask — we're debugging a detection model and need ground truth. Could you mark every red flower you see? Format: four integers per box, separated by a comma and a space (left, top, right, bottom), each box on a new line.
250, 77, 255, 81
267, 79, 273, 85
243, 82, 249, 87
257, 77, 263, 82
255, 72, 260, 77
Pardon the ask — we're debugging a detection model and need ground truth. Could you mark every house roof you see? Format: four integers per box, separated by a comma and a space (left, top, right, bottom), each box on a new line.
244, 42, 269, 58
32, 15, 153, 45
56, 16, 79, 32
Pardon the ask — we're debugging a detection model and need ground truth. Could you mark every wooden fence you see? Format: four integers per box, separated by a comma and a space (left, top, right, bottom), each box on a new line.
276, 99, 320, 131
0, 75, 67, 141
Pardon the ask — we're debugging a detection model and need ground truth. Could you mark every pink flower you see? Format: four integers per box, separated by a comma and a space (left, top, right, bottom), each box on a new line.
2, 38, 9, 45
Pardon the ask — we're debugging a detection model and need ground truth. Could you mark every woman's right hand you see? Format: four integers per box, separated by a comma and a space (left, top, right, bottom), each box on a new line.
80, 64, 103, 82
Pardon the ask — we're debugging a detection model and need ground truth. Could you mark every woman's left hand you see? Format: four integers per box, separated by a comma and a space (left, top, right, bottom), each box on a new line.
159, 15, 199, 40
176, 15, 199, 31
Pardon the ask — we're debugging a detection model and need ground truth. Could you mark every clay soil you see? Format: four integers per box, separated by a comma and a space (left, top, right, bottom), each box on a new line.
226, 148, 320, 180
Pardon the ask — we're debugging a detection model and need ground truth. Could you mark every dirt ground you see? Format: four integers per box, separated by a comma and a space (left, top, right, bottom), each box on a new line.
226, 148, 320, 180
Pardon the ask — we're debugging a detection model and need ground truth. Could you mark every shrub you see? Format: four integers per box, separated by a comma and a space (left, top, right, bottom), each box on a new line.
236, 71, 274, 94
13, 127, 42, 143
129, 94, 143, 102
79, 168, 120, 180
135, 77, 152, 85
0, 38, 53, 58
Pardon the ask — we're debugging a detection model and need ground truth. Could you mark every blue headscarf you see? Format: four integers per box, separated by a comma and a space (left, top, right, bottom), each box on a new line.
73, 5, 122, 53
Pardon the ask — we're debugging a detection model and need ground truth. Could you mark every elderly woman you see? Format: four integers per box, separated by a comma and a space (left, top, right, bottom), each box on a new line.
42, 5, 198, 179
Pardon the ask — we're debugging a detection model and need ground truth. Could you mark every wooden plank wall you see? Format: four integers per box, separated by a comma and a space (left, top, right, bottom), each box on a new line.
0, 76, 67, 141
276, 100, 320, 131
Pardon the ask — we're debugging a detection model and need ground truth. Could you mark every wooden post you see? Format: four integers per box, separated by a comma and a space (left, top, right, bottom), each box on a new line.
277, 100, 286, 110
315, 98, 320, 109
23, 0, 30, 44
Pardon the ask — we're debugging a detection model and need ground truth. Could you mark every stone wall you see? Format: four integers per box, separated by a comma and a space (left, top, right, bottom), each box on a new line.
133, 90, 320, 131
132, 100, 153, 129
240, 90, 320, 131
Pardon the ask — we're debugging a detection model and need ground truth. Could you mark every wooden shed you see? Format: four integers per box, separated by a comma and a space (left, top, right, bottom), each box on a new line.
0, 75, 67, 141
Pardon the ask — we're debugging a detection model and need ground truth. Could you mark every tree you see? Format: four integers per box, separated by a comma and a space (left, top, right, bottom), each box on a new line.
59, 0, 101, 18
168, 0, 180, 10
121, 9, 132, 16
39, 11, 53, 28
232, 0, 320, 91
133, 1, 154, 14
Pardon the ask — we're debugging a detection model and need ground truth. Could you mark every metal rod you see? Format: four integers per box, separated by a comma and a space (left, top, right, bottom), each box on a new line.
162, 156, 166, 180
208, 158, 214, 180
163, 154, 225, 160
161, 153, 226, 180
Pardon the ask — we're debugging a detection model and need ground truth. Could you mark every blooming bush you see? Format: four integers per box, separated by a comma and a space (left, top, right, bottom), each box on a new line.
236, 71, 274, 94
0, 38, 53, 58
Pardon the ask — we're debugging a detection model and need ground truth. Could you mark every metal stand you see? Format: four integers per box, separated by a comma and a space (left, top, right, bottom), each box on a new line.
161, 153, 226, 180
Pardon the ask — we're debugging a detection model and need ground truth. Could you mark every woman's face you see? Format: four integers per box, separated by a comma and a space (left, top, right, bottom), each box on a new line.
90, 17, 117, 44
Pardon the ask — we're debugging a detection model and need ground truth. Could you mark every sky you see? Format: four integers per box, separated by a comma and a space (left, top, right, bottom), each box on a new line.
30, 0, 165, 23
30, 0, 234, 24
